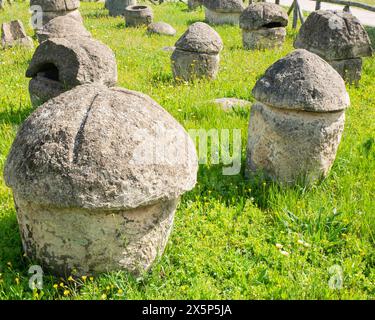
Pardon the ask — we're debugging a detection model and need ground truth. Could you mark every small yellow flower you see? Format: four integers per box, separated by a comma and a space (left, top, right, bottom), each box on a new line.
59, 282, 65, 287
7, 261, 12, 267
81, 276, 87, 281
89, 276, 94, 281
68, 276, 74, 281
275, 243, 283, 249
280, 250, 290, 256
106, 285, 110, 291
117, 289, 123, 295
101, 293, 107, 300
15, 277, 20, 285
53, 284, 58, 289
63, 289, 70, 296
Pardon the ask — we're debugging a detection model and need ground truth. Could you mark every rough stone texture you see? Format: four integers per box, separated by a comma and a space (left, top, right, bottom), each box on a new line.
105, 0, 137, 17
294, 10, 372, 83
15, 195, 178, 275
172, 49, 220, 81
175, 22, 223, 54
329, 58, 362, 85
240, 3, 288, 50
239, 3, 288, 31
30, 0, 80, 12
188, 0, 201, 11
147, 22, 176, 36
242, 27, 286, 50
1, 20, 34, 49
246, 102, 346, 184
124, 5, 153, 27
36, 15, 91, 43
203, 0, 243, 25
4, 84, 198, 275
252, 49, 350, 112
213, 98, 251, 111
246, 49, 350, 185
172, 22, 223, 81
294, 10, 373, 61
34, 9, 83, 28
26, 37, 117, 106
203, 0, 244, 13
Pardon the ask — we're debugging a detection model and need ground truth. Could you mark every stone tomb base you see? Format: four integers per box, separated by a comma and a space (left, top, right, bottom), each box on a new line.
246, 102, 345, 184
242, 27, 286, 50
205, 8, 241, 25
171, 49, 220, 81
15, 195, 178, 276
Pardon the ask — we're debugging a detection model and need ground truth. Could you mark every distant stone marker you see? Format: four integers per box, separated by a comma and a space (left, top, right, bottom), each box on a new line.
147, 22, 176, 36
246, 49, 350, 185
1, 20, 34, 49
240, 3, 288, 50
4, 83, 198, 276
26, 37, 117, 106
213, 98, 251, 111
203, 0, 244, 25
294, 10, 373, 84
105, 0, 137, 17
171, 22, 223, 82
124, 5, 153, 27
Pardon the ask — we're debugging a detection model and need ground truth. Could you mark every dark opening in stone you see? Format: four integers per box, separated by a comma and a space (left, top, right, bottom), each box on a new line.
132, 5, 147, 10
262, 22, 284, 29
36, 63, 59, 82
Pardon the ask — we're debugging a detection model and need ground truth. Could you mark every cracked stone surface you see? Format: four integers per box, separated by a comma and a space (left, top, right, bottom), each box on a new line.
246, 49, 350, 185
203, 0, 244, 25
4, 84, 198, 275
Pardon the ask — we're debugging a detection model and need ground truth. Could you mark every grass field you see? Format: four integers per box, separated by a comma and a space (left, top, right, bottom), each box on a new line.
0, 2, 374, 300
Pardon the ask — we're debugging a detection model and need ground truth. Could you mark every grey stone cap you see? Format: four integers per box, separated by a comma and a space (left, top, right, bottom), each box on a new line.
203, 0, 244, 13
30, 0, 80, 12
4, 84, 198, 210
252, 49, 350, 112
294, 10, 373, 60
175, 22, 223, 54
240, 3, 288, 31
36, 15, 91, 43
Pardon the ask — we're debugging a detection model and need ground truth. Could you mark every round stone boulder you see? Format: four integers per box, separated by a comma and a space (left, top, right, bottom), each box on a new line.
4, 84, 198, 276
124, 5, 153, 27
246, 49, 350, 185
294, 10, 373, 84
36, 15, 91, 43
203, 0, 244, 25
26, 37, 117, 106
147, 22, 176, 36
171, 22, 223, 82
105, 0, 137, 17
240, 3, 288, 50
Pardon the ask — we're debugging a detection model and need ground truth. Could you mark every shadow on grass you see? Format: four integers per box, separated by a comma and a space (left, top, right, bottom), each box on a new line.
365, 26, 375, 50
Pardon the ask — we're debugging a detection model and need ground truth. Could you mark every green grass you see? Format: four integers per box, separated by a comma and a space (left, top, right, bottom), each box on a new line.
0, 2, 374, 300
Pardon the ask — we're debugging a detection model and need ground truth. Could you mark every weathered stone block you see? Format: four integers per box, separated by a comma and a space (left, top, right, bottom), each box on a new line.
1, 20, 34, 49
4, 84, 198, 276
105, 0, 137, 17
246, 49, 350, 185
26, 37, 117, 106
124, 5, 153, 27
